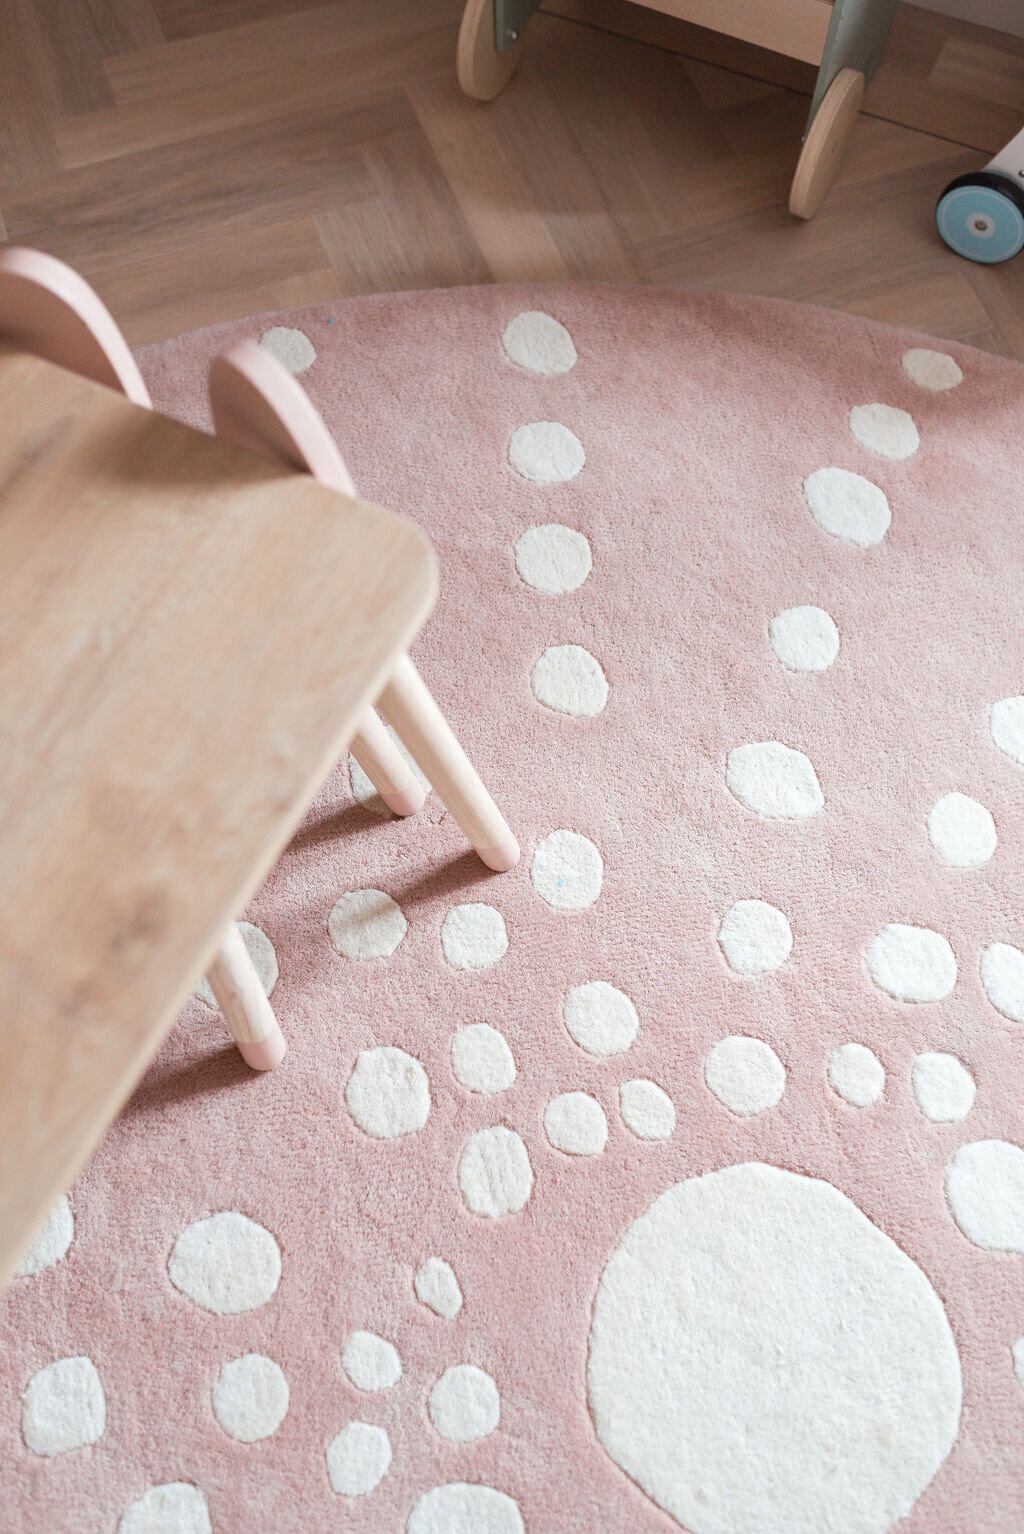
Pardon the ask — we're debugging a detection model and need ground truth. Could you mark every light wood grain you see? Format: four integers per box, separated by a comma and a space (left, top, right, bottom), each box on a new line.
789, 66, 865, 218
629, 0, 832, 66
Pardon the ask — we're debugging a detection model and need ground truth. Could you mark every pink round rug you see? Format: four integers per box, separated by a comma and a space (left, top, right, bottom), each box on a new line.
3, 284, 1024, 1534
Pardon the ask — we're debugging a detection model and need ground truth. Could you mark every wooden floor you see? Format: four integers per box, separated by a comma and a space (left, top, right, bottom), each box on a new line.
3, 0, 1024, 353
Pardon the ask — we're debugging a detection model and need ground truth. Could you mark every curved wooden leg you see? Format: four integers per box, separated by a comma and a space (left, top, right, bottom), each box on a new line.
789, 68, 865, 221
351, 709, 426, 817
206, 925, 286, 1071
457, 0, 527, 102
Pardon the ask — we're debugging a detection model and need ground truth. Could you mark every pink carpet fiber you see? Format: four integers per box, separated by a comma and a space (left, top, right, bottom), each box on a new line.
3, 284, 1024, 1534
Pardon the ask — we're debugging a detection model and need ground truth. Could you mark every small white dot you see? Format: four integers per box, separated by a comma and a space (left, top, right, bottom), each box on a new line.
620, 1079, 675, 1141
441, 903, 508, 970
980, 942, 1024, 1023
326, 1421, 392, 1497
259, 326, 315, 374
459, 1126, 533, 1218
532, 644, 608, 716
16, 1194, 73, 1277
804, 467, 891, 547
503, 311, 577, 374
865, 924, 957, 1003
428, 1364, 500, 1442
22, 1356, 105, 1456
329, 889, 407, 961
563, 981, 638, 1056
212, 1354, 289, 1442
829, 1043, 885, 1108
901, 348, 962, 391
912, 1053, 975, 1122
169, 1212, 281, 1314
414, 1258, 463, 1320
451, 1024, 516, 1093
342, 1331, 401, 1391
509, 421, 585, 485
515, 524, 592, 594
849, 402, 919, 460
345, 1046, 430, 1138
927, 793, 996, 868
544, 1092, 608, 1155
718, 900, 792, 976
705, 1037, 785, 1116
726, 742, 824, 820
118, 1484, 211, 1534
946, 1140, 1024, 1251
532, 829, 603, 910
990, 696, 1024, 766
195, 920, 277, 1007
770, 606, 839, 672
408, 1484, 524, 1534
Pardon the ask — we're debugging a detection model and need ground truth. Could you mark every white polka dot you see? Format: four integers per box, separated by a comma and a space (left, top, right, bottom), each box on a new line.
849, 402, 919, 460
329, 888, 407, 960
212, 1354, 289, 1442
865, 924, 957, 1003
118, 1484, 212, 1534
769, 605, 839, 672
544, 1092, 608, 1155
509, 421, 585, 485
502, 311, 578, 374
414, 1258, 463, 1320
259, 326, 315, 374
705, 1036, 785, 1116
345, 1046, 430, 1138
514, 524, 592, 594
588, 1164, 961, 1534
451, 1024, 516, 1094
428, 1365, 500, 1443
22, 1356, 105, 1456
1013, 1338, 1024, 1391
912, 1053, 975, 1122
326, 1421, 392, 1497
990, 696, 1024, 766
531, 644, 608, 717
726, 741, 824, 820
169, 1212, 281, 1314
441, 903, 508, 970
459, 1126, 533, 1218
718, 899, 792, 976
980, 941, 1024, 1022
16, 1194, 73, 1277
927, 793, 996, 868
829, 1043, 885, 1108
620, 1079, 675, 1141
342, 1331, 402, 1391
804, 466, 891, 547
195, 920, 277, 1007
350, 725, 429, 816
531, 829, 603, 910
408, 1484, 524, 1534
946, 1140, 1024, 1250
902, 348, 963, 391
563, 981, 638, 1056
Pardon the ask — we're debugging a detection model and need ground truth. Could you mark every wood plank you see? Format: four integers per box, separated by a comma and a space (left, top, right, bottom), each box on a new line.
626, 0, 832, 66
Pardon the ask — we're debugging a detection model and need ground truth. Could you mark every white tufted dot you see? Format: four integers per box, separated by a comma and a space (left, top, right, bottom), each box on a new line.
350, 725, 429, 816
428, 1365, 500, 1443
531, 644, 608, 716
169, 1212, 280, 1314
22, 1356, 105, 1456
345, 1047, 430, 1138
441, 903, 508, 970
927, 793, 996, 868
563, 981, 638, 1056
459, 1127, 533, 1218
726, 741, 824, 820
865, 924, 957, 1003
414, 1258, 463, 1320
544, 1092, 608, 1155
769, 605, 840, 672
508, 421, 585, 484
829, 1043, 885, 1108
705, 1037, 785, 1116
718, 899, 792, 976
620, 1079, 675, 1141
912, 1053, 975, 1122
451, 1024, 516, 1094
326, 1422, 392, 1497
981, 942, 1024, 1023
259, 326, 315, 374
990, 696, 1024, 765
408, 1484, 524, 1534
1013, 1339, 1024, 1392
902, 348, 963, 391
195, 921, 277, 1007
329, 889, 407, 961
212, 1354, 289, 1442
515, 524, 592, 594
531, 829, 603, 910
502, 311, 577, 374
849, 402, 920, 460
16, 1194, 73, 1277
342, 1331, 402, 1391
804, 466, 891, 547
118, 1484, 212, 1534
946, 1140, 1024, 1250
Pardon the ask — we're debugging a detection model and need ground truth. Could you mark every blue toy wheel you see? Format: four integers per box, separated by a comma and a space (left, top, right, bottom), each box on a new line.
936, 172, 1024, 264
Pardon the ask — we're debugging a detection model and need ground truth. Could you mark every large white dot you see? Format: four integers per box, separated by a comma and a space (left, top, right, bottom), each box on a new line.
718, 899, 792, 976
804, 466, 891, 547
441, 903, 508, 970
849, 402, 919, 460
118, 1484, 211, 1534
865, 924, 957, 1003
502, 311, 577, 374
408, 1484, 524, 1534
16, 1194, 73, 1277
531, 644, 608, 716
459, 1127, 533, 1218
902, 348, 963, 391
329, 889, 407, 960
927, 793, 996, 868
563, 981, 638, 1056
213, 1354, 289, 1442
981, 941, 1024, 1023
829, 1043, 885, 1108
544, 1092, 608, 1155
326, 1421, 392, 1497
195, 920, 277, 1007
259, 325, 315, 374
726, 741, 824, 820
769, 605, 839, 672
508, 421, 585, 484
342, 1331, 401, 1391
350, 725, 429, 816
428, 1365, 500, 1443
912, 1053, 975, 1122
620, 1079, 675, 1141
414, 1258, 463, 1320
705, 1037, 785, 1116
345, 1046, 430, 1138
531, 829, 603, 910
169, 1212, 280, 1314
515, 524, 592, 594
990, 696, 1024, 765
587, 1164, 962, 1534
451, 1024, 516, 1094
946, 1140, 1024, 1250
22, 1356, 105, 1456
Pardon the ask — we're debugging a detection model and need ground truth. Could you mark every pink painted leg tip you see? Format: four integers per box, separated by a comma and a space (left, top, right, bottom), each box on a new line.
381, 780, 426, 817
238, 1029, 287, 1071
477, 831, 521, 873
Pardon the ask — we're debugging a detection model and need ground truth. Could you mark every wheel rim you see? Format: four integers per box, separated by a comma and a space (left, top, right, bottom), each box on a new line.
937, 183, 1024, 264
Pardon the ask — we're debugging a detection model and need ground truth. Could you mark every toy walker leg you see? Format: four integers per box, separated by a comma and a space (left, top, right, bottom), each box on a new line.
457, 0, 531, 102
789, 67, 865, 220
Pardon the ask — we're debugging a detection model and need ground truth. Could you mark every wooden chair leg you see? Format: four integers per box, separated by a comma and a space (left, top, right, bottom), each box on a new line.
351, 709, 426, 817
205, 925, 286, 1071
378, 654, 520, 872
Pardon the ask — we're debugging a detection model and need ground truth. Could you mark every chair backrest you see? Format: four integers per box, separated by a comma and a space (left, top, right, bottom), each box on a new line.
208, 340, 356, 496
0, 247, 151, 407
